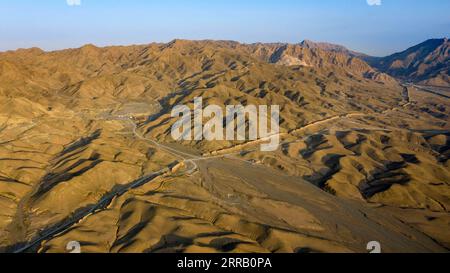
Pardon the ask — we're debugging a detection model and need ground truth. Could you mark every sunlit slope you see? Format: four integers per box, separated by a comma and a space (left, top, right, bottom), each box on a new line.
0, 40, 448, 252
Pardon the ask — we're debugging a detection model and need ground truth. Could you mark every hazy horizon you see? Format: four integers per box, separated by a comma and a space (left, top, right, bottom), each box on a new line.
1, 0, 449, 56
2, 37, 449, 58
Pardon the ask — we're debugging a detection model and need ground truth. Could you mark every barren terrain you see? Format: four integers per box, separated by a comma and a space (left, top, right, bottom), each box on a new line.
0, 40, 448, 253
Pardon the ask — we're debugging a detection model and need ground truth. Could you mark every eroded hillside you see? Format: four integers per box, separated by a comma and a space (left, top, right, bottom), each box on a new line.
0, 40, 448, 253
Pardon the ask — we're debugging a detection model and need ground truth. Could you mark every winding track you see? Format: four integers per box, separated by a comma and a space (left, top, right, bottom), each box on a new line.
11, 117, 236, 253
412, 84, 450, 99
10, 84, 422, 252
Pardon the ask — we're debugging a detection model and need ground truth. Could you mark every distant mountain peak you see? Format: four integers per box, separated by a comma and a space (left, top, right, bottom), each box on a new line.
299, 39, 370, 60
369, 38, 449, 86
300, 39, 348, 52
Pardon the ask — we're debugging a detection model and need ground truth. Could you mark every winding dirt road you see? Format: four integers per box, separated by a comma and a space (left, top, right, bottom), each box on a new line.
10, 83, 433, 253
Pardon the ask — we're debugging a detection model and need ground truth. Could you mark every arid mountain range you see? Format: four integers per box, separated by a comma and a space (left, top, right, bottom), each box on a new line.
0, 39, 449, 253
302, 38, 450, 86
368, 38, 450, 86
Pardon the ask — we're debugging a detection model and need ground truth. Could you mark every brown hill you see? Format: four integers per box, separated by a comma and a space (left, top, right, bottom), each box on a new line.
368, 38, 450, 86
299, 39, 370, 59
0, 40, 448, 253
226, 41, 397, 84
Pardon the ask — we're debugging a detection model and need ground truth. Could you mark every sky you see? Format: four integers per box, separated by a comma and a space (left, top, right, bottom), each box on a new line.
0, 0, 449, 56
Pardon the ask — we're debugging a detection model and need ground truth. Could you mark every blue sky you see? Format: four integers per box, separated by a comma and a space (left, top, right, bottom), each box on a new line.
0, 0, 449, 56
